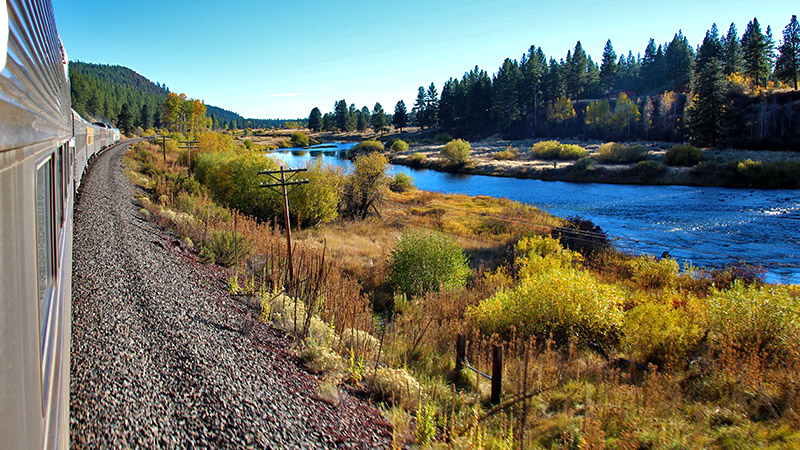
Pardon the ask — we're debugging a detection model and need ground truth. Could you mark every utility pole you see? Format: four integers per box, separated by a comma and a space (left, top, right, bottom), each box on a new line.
159, 135, 167, 161
259, 166, 308, 283
150, 135, 167, 161
178, 140, 199, 171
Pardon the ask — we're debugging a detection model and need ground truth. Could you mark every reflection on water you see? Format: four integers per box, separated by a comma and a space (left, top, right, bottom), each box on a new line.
266, 143, 800, 284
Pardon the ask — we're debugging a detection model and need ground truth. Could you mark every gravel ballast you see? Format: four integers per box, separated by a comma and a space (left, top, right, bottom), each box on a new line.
70, 140, 392, 449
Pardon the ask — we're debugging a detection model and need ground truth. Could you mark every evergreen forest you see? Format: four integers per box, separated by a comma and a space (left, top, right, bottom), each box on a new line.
314, 15, 800, 150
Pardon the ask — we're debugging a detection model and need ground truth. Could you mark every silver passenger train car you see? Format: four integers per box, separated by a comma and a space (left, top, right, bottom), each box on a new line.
1, 1, 119, 448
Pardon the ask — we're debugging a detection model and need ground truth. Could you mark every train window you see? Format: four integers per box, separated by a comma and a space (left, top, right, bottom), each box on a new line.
35, 156, 56, 346
55, 147, 64, 226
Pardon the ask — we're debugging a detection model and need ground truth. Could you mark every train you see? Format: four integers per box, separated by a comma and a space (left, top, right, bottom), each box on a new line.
0, 1, 120, 448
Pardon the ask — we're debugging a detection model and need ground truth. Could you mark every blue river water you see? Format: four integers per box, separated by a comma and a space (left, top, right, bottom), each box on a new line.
267, 143, 800, 284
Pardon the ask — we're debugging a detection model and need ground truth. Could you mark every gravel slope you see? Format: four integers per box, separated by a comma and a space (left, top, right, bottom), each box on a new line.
70, 140, 392, 449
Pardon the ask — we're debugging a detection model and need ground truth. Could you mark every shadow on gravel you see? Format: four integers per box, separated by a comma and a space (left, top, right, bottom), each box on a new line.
194, 316, 247, 337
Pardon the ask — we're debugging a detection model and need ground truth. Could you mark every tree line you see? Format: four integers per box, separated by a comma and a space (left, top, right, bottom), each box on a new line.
311, 15, 799, 149
307, 100, 409, 135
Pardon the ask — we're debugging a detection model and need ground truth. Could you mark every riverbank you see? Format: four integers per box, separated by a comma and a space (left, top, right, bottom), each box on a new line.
241, 129, 800, 189
388, 136, 800, 189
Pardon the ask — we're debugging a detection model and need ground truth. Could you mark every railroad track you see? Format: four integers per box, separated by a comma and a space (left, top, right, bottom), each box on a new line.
70, 142, 391, 449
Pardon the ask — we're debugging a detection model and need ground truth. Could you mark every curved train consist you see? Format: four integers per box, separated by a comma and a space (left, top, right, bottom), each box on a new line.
1, 1, 120, 448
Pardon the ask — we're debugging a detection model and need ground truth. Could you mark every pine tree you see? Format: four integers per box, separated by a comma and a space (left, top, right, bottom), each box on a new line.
118, 102, 133, 135
696, 24, 724, 70
600, 39, 618, 93
687, 58, 728, 146
308, 107, 323, 131
664, 31, 694, 92
620, 51, 641, 91
544, 58, 565, 103
641, 39, 665, 92
721, 23, 744, 75
438, 79, 458, 131
322, 113, 335, 131
492, 58, 522, 132
520, 46, 546, 134
139, 103, 152, 129
566, 42, 588, 98
775, 15, 800, 89
393, 100, 409, 131
425, 83, 440, 127
334, 100, 349, 132
347, 104, 358, 131
464, 67, 492, 131
742, 18, 772, 87
371, 102, 388, 135
412, 86, 427, 128
356, 111, 369, 131
585, 56, 601, 98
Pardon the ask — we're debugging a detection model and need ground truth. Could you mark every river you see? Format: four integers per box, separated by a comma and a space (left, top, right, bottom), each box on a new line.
267, 143, 800, 284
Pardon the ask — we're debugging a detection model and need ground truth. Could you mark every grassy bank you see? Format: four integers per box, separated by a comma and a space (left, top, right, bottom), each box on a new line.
124, 132, 800, 449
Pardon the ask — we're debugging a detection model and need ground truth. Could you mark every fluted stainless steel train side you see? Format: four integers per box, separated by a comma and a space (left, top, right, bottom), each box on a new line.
1, 1, 120, 448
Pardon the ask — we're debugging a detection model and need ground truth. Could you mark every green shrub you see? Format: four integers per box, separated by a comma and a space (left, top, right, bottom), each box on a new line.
433, 133, 453, 144
351, 139, 384, 155
573, 157, 595, 171
390, 173, 415, 192
194, 151, 283, 221
468, 260, 625, 345
203, 230, 251, 267
175, 193, 231, 223
290, 131, 310, 147
409, 152, 427, 164
625, 255, 680, 289
440, 139, 471, 165
706, 281, 800, 357
622, 298, 705, 367
632, 160, 667, 182
595, 142, 649, 163
665, 144, 703, 167
389, 139, 409, 152
469, 236, 623, 345
560, 144, 589, 160
724, 159, 800, 188
341, 152, 390, 219
531, 140, 587, 160
389, 231, 470, 298
531, 140, 563, 159
290, 158, 343, 225
492, 146, 518, 161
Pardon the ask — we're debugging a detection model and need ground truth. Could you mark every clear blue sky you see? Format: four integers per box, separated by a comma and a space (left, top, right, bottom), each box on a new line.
52, 0, 795, 120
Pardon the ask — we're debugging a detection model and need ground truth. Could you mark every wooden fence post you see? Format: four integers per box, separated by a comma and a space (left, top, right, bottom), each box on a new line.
491, 344, 502, 405
456, 333, 466, 372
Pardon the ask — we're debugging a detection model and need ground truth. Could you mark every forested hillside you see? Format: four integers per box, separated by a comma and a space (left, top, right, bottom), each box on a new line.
69, 62, 168, 128
68, 62, 304, 131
